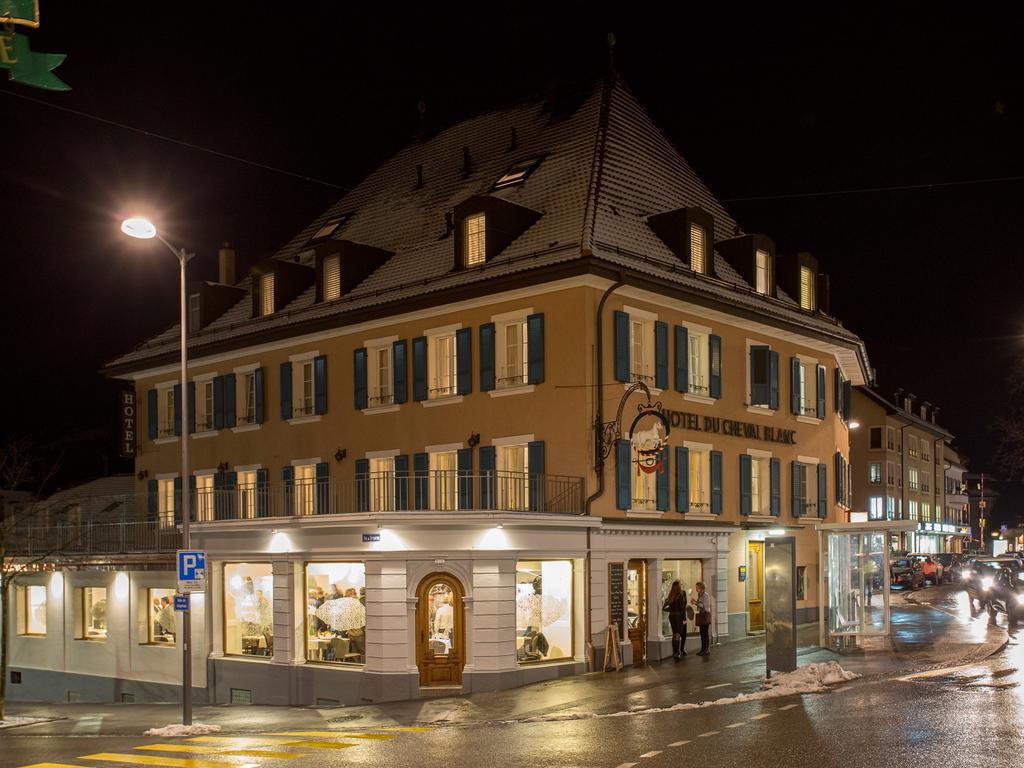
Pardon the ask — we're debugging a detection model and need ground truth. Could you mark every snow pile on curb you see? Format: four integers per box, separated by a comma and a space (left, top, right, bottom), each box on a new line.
0, 716, 52, 729
144, 723, 222, 737
512, 662, 859, 723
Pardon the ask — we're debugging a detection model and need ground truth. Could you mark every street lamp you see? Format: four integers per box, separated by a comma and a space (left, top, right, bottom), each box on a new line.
121, 216, 195, 726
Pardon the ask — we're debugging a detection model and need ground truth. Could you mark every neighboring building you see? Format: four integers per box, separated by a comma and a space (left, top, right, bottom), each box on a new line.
0, 489, 34, 525
965, 472, 999, 550
943, 444, 970, 547
8, 75, 871, 705
849, 388, 965, 552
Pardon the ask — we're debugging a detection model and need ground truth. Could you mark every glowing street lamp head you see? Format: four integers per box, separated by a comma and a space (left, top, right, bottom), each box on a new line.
121, 216, 157, 239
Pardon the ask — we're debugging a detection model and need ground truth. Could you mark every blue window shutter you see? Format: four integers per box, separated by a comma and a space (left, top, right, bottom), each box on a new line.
393, 340, 408, 404
173, 384, 182, 436
147, 479, 158, 521
283, 465, 295, 515
456, 328, 472, 395
709, 334, 722, 400
213, 376, 224, 430
255, 468, 268, 518
480, 323, 496, 392
394, 455, 409, 510
790, 357, 801, 415
224, 373, 236, 428
315, 462, 329, 514
479, 446, 496, 509
674, 326, 688, 393
749, 346, 768, 406
413, 453, 429, 510
615, 439, 631, 510
769, 350, 780, 410
792, 461, 803, 517
353, 348, 368, 410
527, 313, 545, 385
412, 336, 427, 401
842, 380, 852, 423
816, 365, 826, 419
739, 454, 752, 516
614, 310, 630, 383
675, 446, 689, 513
213, 472, 225, 519
833, 368, 842, 415
189, 475, 196, 514
528, 440, 545, 511
173, 476, 182, 524
654, 321, 669, 390
656, 445, 670, 511
834, 452, 843, 504
710, 451, 723, 514
770, 457, 781, 517
457, 448, 472, 509
818, 463, 828, 518
254, 367, 265, 424
354, 459, 368, 512
279, 362, 292, 420
314, 355, 328, 415
223, 471, 237, 522
147, 389, 158, 440
187, 382, 196, 435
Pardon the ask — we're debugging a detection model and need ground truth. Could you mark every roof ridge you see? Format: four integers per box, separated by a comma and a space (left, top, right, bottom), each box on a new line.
579, 74, 616, 256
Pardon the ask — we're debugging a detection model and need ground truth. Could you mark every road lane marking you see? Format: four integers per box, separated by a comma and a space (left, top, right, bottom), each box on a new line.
137, 744, 300, 759
697, 731, 720, 737
17, 764, 86, 768
725, 722, 745, 728
704, 683, 731, 689
779, 704, 799, 710
81, 754, 240, 768
270, 731, 395, 739
280, 741, 359, 750
668, 741, 691, 747
188, 737, 296, 746
383, 726, 433, 731
751, 714, 772, 720
896, 664, 976, 681
640, 751, 662, 758
613, 763, 638, 768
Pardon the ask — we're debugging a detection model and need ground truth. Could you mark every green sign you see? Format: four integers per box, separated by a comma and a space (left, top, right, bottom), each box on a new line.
1, 31, 68, 90
0, 0, 40, 27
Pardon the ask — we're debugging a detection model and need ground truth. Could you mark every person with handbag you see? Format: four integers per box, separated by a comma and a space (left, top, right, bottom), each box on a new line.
692, 581, 712, 656
662, 580, 688, 660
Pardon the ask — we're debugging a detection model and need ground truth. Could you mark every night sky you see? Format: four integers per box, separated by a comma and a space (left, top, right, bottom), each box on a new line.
3, 5, 1021, 495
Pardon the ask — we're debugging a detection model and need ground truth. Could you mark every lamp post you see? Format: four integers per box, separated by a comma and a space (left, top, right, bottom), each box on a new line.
121, 216, 194, 726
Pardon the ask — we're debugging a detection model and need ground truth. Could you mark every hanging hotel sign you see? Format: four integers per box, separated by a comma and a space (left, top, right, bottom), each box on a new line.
663, 409, 797, 446
119, 389, 137, 458
1, 0, 70, 91
629, 404, 670, 475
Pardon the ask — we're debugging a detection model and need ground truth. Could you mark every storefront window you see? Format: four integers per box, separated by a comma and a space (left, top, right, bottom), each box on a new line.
20, 585, 47, 635
306, 562, 366, 664
660, 560, 702, 636
147, 587, 176, 643
224, 563, 273, 657
515, 560, 572, 663
427, 581, 457, 653
78, 587, 108, 639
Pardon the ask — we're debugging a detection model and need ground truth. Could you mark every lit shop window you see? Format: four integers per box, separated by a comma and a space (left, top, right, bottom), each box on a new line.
660, 560, 702, 637
224, 563, 274, 657
77, 587, 108, 640
147, 587, 176, 644
306, 562, 366, 665
19, 585, 47, 635
515, 560, 572, 664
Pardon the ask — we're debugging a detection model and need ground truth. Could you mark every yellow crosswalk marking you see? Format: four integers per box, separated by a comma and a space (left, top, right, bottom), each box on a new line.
270, 731, 396, 740
137, 744, 300, 759
385, 726, 433, 731
187, 737, 296, 746
17, 764, 87, 768
280, 741, 358, 750
81, 754, 239, 768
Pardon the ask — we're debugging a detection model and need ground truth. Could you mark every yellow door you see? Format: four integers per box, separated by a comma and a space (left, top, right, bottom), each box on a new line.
748, 542, 764, 631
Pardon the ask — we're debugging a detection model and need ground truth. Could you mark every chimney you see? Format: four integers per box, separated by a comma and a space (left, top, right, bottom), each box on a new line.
904, 393, 915, 413
218, 242, 236, 285
894, 388, 904, 405
920, 400, 930, 421
931, 405, 940, 425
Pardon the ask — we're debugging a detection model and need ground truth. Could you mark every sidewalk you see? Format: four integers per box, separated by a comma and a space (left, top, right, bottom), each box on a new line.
5, 586, 1006, 735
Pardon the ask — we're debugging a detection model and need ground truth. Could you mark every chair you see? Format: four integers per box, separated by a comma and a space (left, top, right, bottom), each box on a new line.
330, 637, 350, 661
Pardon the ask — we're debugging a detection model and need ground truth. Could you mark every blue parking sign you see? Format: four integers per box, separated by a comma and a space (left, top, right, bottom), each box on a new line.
177, 550, 206, 592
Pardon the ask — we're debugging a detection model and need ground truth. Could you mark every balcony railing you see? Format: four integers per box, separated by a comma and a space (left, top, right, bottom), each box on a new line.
6, 520, 182, 557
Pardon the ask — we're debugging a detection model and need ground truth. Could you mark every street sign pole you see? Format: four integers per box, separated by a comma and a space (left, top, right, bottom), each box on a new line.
177, 247, 192, 727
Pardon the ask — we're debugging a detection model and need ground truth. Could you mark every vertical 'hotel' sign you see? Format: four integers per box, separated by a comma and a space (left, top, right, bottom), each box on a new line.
120, 389, 137, 458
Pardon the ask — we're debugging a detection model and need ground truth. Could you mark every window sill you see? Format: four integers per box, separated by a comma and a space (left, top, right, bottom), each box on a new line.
153, 436, 179, 445
362, 405, 401, 415
625, 383, 662, 396
626, 508, 665, 518
489, 384, 535, 398
231, 423, 262, 434
796, 415, 822, 426
287, 415, 322, 425
191, 430, 218, 440
683, 393, 715, 405
18, 633, 46, 638
139, 642, 177, 648
684, 511, 718, 521
422, 396, 464, 408
75, 636, 108, 642
746, 406, 776, 417
748, 514, 776, 523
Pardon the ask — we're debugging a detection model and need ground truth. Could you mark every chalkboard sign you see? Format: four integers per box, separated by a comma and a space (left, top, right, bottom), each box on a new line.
608, 562, 625, 637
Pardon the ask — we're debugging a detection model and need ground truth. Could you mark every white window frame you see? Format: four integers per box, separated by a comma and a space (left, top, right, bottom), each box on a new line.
193, 373, 217, 433
747, 448, 772, 516
794, 354, 818, 420
908, 467, 919, 491
156, 474, 177, 530
797, 455, 820, 518
869, 496, 884, 520
291, 460, 318, 517
194, 470, 216, 522
156, 381, 176, 439
289, 350, 319, 419
363, 335, 398, 408
886, 426, 896, 450
869, 462, 882, 485
497, 442, 530, 512
624, 306, 657, 388
188, 293, 201, 332
427, 443, 462, 512
683, 322, 712, 399
684, 440, 712, 514
464, 212, 486, 267
754, 249, 770, 295
425, 324, 460, 400
235, 468, 260, 519
366, 452, 397, 513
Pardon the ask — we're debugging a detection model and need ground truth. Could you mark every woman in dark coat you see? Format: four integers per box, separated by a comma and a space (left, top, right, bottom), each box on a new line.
663, 580, 688, 660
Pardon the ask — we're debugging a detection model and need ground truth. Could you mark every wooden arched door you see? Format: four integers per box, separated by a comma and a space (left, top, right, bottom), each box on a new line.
415, 573, 466, 686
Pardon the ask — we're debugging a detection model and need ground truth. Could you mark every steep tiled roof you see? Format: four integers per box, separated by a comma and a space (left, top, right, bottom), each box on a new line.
106, 77, 870, 378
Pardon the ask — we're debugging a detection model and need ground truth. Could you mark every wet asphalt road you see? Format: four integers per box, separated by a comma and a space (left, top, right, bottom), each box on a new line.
4, 586, 1020, 768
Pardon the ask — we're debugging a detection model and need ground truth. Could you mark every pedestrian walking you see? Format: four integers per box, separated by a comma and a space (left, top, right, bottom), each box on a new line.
692, 581, 712, 656
662, 580, 688, 660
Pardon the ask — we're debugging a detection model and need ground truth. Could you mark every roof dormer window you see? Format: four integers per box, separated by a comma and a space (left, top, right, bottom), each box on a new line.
260, 272, 275, 316
305, 212, 352, 246
799, 265, 816, 311
493, 157, 542, 190
322, 254, 341, 302
464, 212, 486, 267
690, 223, 706, 274
755, 249, 771, 295
188, 293, 201, 333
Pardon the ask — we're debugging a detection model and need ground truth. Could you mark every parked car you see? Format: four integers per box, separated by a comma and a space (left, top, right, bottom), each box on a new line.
962, 557, 1024, 609
891, 557, 925, 590
935, 553, 965, 583
984, 568, 1024, 625
909, 554, 943, 585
